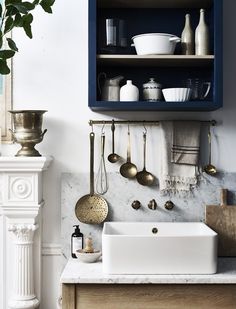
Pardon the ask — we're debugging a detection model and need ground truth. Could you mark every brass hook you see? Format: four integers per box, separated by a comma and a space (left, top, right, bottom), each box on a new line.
101, 121, 105, 135
143, 121, 147, 135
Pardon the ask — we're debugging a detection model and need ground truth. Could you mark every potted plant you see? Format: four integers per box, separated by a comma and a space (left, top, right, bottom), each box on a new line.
0, 0, 55, 74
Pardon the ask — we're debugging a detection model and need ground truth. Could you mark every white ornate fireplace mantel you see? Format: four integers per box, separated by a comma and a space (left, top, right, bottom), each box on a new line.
0, 157, 52, 309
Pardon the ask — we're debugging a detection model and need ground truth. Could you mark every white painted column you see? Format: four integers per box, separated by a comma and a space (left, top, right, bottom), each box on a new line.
8, 224, 39, 309
0, 157, 52, 309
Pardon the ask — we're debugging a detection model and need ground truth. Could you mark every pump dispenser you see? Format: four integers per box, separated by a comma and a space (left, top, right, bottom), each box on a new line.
71, 225, 84, 258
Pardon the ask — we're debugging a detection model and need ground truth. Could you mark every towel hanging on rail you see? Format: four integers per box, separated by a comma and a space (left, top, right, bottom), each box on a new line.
171, 121, 201, 166
159, 121, 199, 194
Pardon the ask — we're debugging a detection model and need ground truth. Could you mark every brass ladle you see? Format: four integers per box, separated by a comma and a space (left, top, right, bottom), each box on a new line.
108, 120, 120, 163
136, 131, 154, 186
120, 125, 137, 179
204, 126, 217, 176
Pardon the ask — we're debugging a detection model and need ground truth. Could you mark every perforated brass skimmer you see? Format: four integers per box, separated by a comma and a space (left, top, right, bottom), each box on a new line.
75, 132, 108, 224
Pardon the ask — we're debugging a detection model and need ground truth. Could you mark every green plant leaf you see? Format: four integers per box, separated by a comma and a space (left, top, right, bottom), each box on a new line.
23, 12, 33, 24
22, 13, 33, 38
5, 0, 22, 5
4, 16, 14, 33
23, 23, 32, 38
7, 38, 18, 51
0, 49, 15, 59
22, 2, 35, 10
14, 12, 22, 26
12, 3, 29, 14
33, 0, 40, 4
0, 59, 10, 75
0, 4, 2, 17
0, 31, 3, 50
40, 0, 55, 13
6, 5, 19, 16
41, 0, 55, 6
40, 3, 52, 13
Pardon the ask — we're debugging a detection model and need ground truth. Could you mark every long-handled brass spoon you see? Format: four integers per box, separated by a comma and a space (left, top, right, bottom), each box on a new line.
108, 120, 120, 163
120, 125, 137, 179
204, 126, 217, 176
136, 131, 154, 186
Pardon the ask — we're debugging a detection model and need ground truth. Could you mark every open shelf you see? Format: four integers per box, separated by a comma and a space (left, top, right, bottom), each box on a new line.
89, 0, 223, 112
97, 55, 215, 67
89, 101, 220, 112
98, 0, 213, 9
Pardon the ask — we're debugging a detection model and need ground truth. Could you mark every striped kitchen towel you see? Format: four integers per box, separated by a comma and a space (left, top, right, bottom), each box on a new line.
159, 121, 198, 195
171, 121, 201, 166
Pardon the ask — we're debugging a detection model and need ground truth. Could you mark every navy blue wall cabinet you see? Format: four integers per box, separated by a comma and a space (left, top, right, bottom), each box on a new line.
89, 0, 222, 111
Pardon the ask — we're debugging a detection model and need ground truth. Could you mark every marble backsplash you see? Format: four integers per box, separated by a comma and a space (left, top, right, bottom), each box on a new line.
61, 172, 236, 260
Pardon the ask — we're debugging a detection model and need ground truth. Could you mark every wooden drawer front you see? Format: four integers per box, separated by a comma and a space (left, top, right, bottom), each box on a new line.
75, 284, 236, 309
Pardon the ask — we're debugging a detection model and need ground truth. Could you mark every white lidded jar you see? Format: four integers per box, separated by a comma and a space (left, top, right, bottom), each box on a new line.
143, 78, 162, 101
120, 80, 139, 101
195, 9, 210, 55
181, 14, 194, 55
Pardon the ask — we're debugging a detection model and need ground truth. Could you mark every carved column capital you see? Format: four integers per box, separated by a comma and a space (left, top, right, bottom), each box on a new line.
8, 224, 38, 243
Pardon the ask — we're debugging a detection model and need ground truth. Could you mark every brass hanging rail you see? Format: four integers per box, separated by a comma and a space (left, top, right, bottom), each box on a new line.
89, 119, 217, 126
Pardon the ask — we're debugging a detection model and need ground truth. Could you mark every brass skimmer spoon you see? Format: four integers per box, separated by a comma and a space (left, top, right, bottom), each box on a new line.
75, 132, 108, 224
108, 120, 120, 163
204, 126, 217, 176
136, 131, 155, 186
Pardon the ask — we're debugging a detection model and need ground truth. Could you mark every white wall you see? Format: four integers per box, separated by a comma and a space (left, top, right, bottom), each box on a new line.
1, 0, 235, 308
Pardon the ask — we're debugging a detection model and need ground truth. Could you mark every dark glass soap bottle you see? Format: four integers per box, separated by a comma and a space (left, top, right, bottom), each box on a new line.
71, 225, 84, 258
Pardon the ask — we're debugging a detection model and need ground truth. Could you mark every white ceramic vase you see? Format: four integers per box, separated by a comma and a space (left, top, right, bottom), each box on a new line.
120, 80, 139, 101
195, 9, 210, 55
181, 14, 194, 55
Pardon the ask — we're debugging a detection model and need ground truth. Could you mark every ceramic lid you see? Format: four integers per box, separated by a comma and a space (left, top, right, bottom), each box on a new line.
143, 78, 162, 88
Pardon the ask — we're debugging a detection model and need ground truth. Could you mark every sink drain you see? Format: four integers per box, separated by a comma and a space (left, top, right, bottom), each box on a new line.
152, 227, 158, 234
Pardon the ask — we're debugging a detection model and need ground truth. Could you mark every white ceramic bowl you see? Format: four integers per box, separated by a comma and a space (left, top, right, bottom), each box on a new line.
162, 88, 192, 102
75, 250, 102, 263
131, 33, 180, 55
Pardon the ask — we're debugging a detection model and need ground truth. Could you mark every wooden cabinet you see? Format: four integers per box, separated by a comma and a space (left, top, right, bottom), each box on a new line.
62, 284, 236, 309
88, 0, 222, 111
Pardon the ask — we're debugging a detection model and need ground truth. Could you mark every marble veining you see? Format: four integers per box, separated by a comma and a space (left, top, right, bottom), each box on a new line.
61, 172, 236, 261
60, 258, 236, 284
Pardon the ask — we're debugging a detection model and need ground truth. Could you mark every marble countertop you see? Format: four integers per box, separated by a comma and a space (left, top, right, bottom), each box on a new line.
60, 258, 236, 284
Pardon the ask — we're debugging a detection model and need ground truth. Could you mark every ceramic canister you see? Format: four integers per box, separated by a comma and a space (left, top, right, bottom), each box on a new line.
143, 78, 162, 101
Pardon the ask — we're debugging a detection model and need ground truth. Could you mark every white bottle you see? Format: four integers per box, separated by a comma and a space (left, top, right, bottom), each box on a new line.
195, 9, 210, 55
120, 80, 139, 101
181, 14, 194, 55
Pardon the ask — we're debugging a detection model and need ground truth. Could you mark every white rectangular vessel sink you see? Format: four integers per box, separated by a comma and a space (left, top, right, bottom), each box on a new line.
102, 222, 217, 275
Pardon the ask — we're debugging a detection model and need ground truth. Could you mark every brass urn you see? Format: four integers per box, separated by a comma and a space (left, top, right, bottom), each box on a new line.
9, 110, 47, 157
